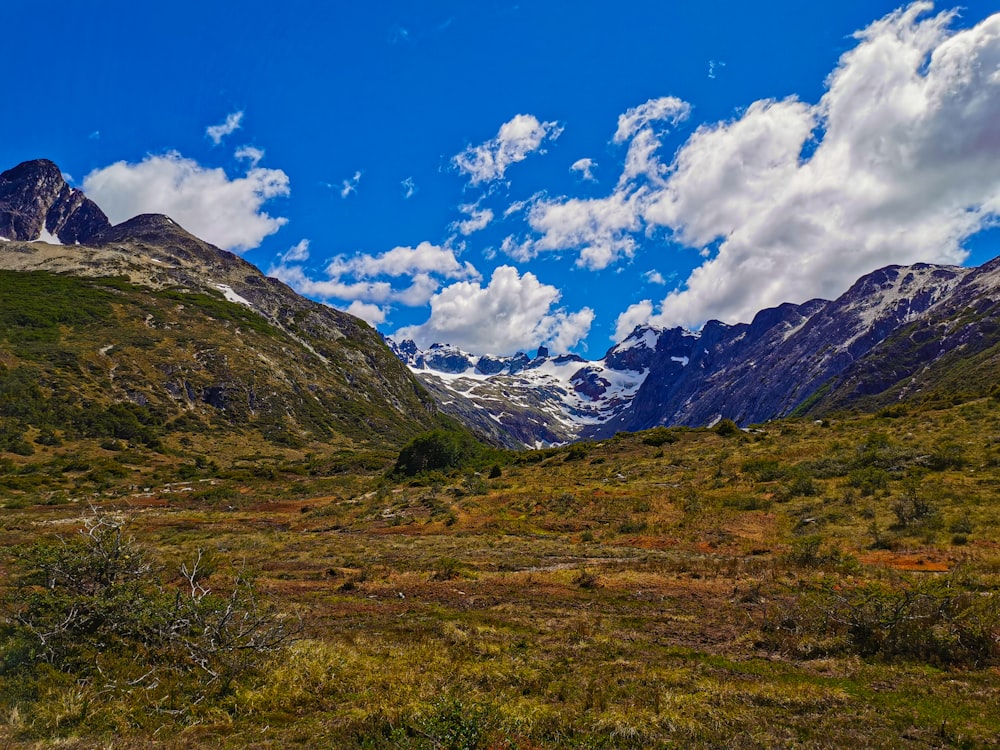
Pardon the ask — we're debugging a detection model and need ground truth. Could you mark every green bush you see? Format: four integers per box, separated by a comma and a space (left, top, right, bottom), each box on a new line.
741, 458, 788, 482
778, 469, 818, 500
641, 427, 678, 446
835, 577, 999, 665
715, 419, 740, 437
765, 574, 1000, 666
394, 429, 482, 476
927, 440, 966, 471
848, 466, 890, 496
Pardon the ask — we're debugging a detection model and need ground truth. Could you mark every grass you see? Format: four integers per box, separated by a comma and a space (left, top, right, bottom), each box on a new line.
2, 400, 1000, 747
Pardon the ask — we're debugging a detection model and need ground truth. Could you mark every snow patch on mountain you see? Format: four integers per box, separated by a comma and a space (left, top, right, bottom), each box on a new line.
214, 283, 253, 308
388, 332, 662, 446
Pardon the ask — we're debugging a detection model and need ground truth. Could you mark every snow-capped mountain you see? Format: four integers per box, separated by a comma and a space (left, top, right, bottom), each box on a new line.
393, 259, 1000, 448
388, 329, 674, 448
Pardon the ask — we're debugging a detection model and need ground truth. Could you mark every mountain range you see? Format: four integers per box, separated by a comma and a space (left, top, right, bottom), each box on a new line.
2, 157, 999, 460
391, 258, 1000, 448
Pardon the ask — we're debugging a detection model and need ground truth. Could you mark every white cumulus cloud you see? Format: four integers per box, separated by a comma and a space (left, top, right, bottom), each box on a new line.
524, 189, 646, 270
340, 301, 387, 326
630, 3, 1000, 330
325, 241, 480, 281
395, 265, 594, 355
206, 111, 244, 145
494, 6, 1000, 335
83, 151, 289, 252
613, 299, 656, 342
453, 114, 563, 185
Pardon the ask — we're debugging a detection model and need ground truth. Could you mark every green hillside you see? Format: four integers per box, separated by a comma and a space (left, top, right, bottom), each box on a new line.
0, 270, 452, 501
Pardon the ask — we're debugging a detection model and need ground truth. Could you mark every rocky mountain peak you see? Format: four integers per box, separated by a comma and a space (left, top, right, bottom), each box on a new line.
0, 159, 111, 244
95, 213, 234, 267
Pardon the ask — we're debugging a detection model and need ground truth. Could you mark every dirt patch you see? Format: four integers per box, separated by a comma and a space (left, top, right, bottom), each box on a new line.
859, 550, 952, 571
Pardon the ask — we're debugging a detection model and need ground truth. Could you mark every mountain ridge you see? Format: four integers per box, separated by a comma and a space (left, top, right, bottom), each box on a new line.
392, 258, 999, 447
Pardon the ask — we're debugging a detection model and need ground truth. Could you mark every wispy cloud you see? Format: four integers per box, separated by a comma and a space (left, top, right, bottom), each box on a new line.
708, 60, 726, 79
453, 114, 563, 185
401, 176, 417, 199
206, 111, 244, 145
235, 145, 265, 168
613, 96, 690, 143
282, 239, 311, 263
269, 240, 481, 319
451, 201, 494, 236
388, 25, 412, 44
340, 170, 362, 198
643, 270, 675, 285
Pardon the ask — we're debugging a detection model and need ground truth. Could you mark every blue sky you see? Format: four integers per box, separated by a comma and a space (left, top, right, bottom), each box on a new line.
2, 1, 999, 356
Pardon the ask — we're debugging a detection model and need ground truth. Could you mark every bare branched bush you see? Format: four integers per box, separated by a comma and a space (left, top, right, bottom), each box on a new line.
0, 508, 299, 720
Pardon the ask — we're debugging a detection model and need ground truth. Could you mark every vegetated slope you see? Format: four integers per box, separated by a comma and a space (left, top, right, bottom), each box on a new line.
395, 259, 1000, 445
0, 160, 444, 473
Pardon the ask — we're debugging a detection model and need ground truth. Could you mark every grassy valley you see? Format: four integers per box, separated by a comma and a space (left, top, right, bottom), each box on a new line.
2, 396, 999, 748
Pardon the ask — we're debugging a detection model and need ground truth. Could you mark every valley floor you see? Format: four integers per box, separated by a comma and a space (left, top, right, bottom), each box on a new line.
2, 402, 1000, 748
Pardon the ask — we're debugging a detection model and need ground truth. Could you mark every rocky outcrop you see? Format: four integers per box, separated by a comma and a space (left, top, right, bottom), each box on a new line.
0, 159, 111, 243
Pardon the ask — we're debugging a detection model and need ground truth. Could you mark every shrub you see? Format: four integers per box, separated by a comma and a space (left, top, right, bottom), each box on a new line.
949, 513, 974, 534
431, 556, 465, 581
777, 469, 818, 500
848, 466, 890, 496
715, 419, 740, 437
394, 429, 481, 476
0, 510, 296, 716
834, 577, 999, 665
741, 458, 787, 482
927, 440, 966, 471
765, 574, 1000, 666
641, 427, 678, 447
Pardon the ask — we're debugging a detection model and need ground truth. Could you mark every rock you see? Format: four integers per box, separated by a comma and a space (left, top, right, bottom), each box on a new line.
0, 159, 111, 244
